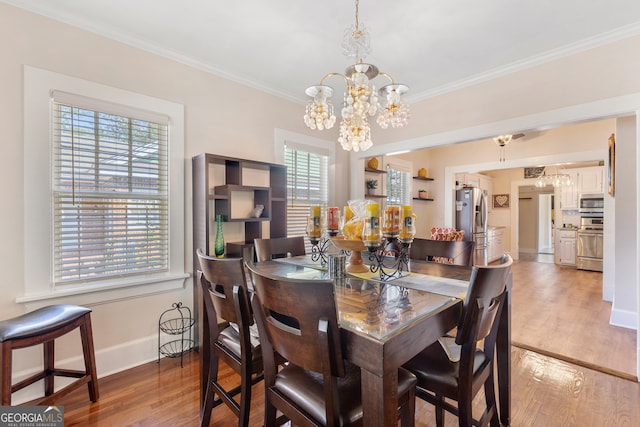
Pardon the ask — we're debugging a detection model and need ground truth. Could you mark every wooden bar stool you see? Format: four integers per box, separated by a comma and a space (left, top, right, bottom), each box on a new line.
0, 304, 99, 405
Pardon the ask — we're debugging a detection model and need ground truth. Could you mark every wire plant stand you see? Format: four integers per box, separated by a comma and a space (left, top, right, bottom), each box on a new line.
158, 302, 194, 367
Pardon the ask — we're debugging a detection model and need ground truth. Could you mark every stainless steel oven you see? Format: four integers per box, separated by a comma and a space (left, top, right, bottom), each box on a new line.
577, 216, 603, 272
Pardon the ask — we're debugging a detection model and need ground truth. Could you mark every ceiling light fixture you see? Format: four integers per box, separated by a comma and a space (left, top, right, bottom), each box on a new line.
534, 166, 573, 188
493, 134, 513, 162
303, 0, 409, 152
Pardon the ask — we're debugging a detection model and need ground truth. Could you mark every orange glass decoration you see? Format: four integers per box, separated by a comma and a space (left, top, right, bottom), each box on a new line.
383, 205, 400, 236
327, 206, 340, 231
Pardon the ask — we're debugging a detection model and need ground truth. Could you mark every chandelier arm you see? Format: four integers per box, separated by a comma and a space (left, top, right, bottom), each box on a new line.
319, 72, 349, 86
377, 71, 396, 85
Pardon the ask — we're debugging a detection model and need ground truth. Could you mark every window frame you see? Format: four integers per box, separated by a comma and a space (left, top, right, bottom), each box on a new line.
21, 66, 187, 307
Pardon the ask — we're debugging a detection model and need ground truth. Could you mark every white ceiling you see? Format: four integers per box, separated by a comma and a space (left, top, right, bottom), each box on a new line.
6, 0, 640, 104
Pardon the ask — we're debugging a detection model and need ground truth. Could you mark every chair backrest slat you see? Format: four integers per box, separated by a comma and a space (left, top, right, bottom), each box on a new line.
254, 237, 306, 262
457, 254, 512, 345
246, 262, 345, 377
196, 249, 251, 327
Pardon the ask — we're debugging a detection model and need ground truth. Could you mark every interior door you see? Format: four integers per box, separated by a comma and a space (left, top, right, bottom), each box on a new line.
518, 196, 537, 253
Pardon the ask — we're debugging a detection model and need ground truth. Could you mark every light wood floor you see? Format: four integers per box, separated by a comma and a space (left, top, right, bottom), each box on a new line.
511, 255, 637, 379
53, 257, 639, 425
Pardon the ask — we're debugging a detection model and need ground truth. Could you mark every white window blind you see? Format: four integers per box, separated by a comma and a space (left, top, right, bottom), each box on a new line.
52, 93, 169, 285
387, 162, 411, 206
284, 146, 329, 241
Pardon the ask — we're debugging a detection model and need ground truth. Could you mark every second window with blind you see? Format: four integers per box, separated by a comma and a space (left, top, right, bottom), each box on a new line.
386, 159, 412, 206
284, 143, 329, 246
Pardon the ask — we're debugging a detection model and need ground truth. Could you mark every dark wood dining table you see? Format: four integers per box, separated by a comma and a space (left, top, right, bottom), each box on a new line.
250, 255, 512, 427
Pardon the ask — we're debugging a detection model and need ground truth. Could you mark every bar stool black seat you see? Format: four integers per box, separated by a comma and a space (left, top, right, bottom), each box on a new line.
0, 304, 99, 405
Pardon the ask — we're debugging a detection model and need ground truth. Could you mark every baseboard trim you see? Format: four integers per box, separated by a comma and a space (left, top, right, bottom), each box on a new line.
609, 307, 637, 330
513, 341, 638, 382
11, 334, 166, 404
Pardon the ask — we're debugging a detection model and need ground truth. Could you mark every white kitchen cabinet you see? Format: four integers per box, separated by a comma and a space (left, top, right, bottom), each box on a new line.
556, 229, 577, 266
559, 166, 604, 211
577, 166, 604, 194
487, 227, 505, 263
559, 170, 579, 210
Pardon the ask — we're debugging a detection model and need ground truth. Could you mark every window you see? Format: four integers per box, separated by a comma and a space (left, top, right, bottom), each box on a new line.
387, 160, 412, 206
284, 145, 329, 240
52, 92, 169, 285
22, 66, 186, 305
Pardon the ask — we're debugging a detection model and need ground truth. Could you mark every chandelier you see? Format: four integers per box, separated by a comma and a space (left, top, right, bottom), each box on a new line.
303, 0, 410, 152
534, 166, 573, 188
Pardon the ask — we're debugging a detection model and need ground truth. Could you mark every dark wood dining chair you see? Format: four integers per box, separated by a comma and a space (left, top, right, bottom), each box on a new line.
409, 238, 475, 266
196, 249, 263, 427
253, 236, 306, 262
402, 254, 513, 427
245, 261, 417, 427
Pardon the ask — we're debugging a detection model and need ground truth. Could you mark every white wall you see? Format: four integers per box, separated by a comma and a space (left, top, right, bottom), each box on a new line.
0, 3, 348, 401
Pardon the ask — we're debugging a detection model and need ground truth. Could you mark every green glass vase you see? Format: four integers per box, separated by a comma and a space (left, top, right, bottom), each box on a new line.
214, 214, 225, 258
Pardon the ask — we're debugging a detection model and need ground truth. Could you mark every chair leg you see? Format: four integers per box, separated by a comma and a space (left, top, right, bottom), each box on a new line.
457, 392, 474, 427
435, 394, 445, 427
79, 313, 99, 402
264, 393, 278, 427
238, 365, 252, 427
400, 387, 415, 427
200, 380, 215, 427
483, 373, 500, 427
0, 342, 11, 405
44, 340, 54, 397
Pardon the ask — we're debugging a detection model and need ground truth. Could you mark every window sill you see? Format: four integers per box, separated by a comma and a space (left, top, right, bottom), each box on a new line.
16, 272, 190, 310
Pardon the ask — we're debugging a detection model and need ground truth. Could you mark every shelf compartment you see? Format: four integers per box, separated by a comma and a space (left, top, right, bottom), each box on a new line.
213, 185, 271, 221
412, 176, 434, 181
413, 197, 434, 201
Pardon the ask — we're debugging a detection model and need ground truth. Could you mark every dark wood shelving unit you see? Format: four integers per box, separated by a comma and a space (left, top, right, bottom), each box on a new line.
412, 197, 434, 202
192, 153, 287, 349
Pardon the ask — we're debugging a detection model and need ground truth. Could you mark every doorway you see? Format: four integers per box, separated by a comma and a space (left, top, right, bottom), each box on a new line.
518, 185, 554, 256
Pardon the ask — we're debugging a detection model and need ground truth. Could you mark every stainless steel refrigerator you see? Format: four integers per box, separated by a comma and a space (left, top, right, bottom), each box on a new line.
455, 187, 488, 265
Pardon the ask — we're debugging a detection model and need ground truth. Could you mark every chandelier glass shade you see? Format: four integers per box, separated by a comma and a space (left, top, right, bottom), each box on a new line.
302, 0, 409, 152
534, 167, 573, 188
